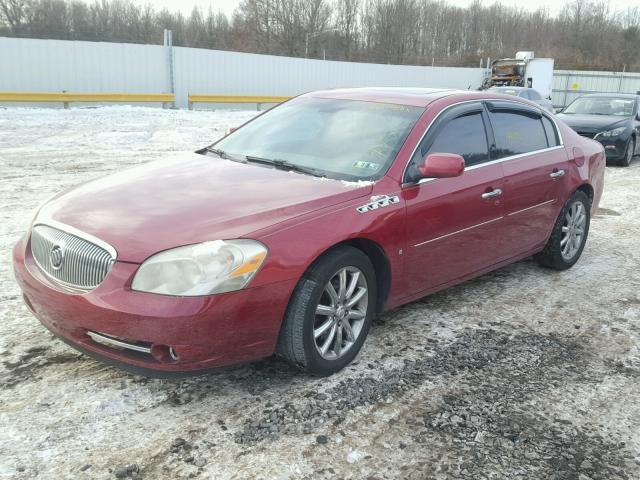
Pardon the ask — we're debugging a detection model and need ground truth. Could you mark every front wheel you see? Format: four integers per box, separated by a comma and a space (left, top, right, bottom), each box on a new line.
619, 137, 635, 167
535, 190, 591, 270
276, 246, 376, 375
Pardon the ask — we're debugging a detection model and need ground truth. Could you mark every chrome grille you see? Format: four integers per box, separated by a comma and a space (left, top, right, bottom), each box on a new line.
30, 224, 115, 291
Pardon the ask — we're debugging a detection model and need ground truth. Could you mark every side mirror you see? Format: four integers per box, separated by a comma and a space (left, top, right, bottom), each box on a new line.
418, 153, 465, 179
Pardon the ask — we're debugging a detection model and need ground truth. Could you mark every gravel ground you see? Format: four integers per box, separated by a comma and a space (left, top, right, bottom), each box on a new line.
1, 106, 639, 480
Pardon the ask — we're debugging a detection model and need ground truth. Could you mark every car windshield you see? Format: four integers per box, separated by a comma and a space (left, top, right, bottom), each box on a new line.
210, 97, 424, 181
563, 97, 635, 116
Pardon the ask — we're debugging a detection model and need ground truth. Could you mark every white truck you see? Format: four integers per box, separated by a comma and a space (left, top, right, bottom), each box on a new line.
481, 51, 554, 100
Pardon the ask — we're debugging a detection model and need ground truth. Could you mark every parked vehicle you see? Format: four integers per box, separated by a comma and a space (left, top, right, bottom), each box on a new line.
481, 51, 555, 100
557, 93, 640, 166
13, 88, 605, 376
487, 86, 554, 112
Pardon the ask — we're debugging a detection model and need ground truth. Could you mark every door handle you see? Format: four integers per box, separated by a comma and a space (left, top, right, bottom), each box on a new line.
550, 169, 565, 178
481, 188, 502, 200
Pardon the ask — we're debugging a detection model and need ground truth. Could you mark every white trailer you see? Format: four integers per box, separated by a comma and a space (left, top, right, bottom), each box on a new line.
482, 52, 555, 100
522, 58, 554, 99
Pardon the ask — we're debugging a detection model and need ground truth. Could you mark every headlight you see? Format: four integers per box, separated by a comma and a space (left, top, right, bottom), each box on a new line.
595, 127, 626, 138
131, 240, 267, 296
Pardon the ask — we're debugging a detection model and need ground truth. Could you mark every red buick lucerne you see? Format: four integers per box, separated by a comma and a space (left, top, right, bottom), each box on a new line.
13, 88, 605, 376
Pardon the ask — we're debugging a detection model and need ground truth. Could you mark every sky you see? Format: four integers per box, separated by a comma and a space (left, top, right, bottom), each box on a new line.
136, 0, 640, 18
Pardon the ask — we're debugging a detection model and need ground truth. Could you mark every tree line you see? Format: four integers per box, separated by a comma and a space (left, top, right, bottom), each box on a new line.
1, 0, 639, 71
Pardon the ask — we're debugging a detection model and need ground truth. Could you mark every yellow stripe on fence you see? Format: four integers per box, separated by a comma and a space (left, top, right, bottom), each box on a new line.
0, 92, 175, 107
188, 94, 291, 109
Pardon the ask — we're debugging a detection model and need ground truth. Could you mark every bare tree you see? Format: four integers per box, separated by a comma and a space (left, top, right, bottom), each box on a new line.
0, 0, 32, 34
1, 0, 640, 71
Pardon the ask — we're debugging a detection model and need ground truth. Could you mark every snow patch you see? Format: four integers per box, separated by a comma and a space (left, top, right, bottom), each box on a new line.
346, 450, 368, 463
341, 179, 375, 188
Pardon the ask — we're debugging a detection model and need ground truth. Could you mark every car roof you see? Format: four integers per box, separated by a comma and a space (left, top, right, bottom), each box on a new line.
578, 93, 639, 100
303, 87, 458, 107
302, 87, 544, 109
488, 86, 527, 91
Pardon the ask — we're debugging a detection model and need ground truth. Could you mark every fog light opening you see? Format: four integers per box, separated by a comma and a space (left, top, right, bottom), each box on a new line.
150, 344, 180, 363
169, 347, 179, 361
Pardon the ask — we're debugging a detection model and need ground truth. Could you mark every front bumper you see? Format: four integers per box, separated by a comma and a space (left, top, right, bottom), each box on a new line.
593, 136, 630, 160
12, 234, 296, 375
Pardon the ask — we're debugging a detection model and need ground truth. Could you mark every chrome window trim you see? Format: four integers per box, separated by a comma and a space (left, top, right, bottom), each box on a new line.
403, 145, 566, 188
465, 145, 566, 171
544, 111, 564, 146
401, 98, 564, 186
33, 219, 118, 259
413, 216, 503, 247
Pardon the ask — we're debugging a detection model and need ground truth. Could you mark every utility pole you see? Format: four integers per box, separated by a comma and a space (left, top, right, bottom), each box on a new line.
305, 28, 340, 58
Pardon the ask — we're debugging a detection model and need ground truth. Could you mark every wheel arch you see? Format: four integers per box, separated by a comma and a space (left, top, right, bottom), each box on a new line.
304, 237, 392, 314
576, 182, 594, 206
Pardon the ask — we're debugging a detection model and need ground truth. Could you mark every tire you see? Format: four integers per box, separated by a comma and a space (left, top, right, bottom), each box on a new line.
276, 246, 377, 375
535, 190, 591, 270
619, 137, 635, 167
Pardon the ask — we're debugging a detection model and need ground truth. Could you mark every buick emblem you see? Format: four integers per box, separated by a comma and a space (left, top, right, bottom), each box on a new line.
49, 245, 64, 270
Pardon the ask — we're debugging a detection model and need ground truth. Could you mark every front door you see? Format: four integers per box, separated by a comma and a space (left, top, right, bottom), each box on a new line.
401, 102, 506, 297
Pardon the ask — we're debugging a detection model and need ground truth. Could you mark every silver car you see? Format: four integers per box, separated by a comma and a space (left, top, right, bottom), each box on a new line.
487, 86, 554, 112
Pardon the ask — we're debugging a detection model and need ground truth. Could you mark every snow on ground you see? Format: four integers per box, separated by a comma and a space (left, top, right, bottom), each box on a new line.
1, 106, 640, 480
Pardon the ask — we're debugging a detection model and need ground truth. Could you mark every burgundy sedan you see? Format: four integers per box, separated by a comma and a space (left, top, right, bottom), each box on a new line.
13, 88, 605, 376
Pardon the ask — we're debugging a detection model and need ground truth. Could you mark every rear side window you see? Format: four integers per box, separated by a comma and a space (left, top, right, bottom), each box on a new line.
541, 116, 560, 147
489, 111, 549, 158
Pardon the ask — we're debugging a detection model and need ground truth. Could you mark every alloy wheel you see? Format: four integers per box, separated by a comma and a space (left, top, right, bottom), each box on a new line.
560, 200, 587, 260
313, 266, 368, 360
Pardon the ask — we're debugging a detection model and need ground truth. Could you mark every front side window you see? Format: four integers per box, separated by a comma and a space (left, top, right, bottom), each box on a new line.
211, 97, 424, 181
406, 111, 489, 181
490, 111, 549, 158
563, 97, 635, 117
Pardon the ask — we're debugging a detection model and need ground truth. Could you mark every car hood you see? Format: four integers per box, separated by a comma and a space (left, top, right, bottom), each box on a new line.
556, 114, 628, 134
37, 151, 373, 263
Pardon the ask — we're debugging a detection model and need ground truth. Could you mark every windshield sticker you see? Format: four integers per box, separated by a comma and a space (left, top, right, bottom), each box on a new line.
353, 161, 379, 170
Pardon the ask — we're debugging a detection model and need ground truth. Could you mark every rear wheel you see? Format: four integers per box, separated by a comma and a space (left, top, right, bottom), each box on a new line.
276, 246, 376, 375
535, 190, 591, 270
619, 137, 635, 167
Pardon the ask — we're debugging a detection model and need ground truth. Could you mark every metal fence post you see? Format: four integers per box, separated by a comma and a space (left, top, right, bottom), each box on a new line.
617, 72, 624, 93
164, 29, 176, 108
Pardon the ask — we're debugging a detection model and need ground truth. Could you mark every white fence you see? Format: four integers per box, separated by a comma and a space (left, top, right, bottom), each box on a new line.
1, 37, 168, 95
2, 36, 639, 109
552, 71, 640, 107
0, 37, 485, 109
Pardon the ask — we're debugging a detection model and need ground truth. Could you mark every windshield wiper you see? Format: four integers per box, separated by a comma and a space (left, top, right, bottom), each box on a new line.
204, 147, 247, 163
245, 156, 326, 178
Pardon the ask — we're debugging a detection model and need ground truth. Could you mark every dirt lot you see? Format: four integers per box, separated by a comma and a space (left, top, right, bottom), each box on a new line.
1, 106, 639, 480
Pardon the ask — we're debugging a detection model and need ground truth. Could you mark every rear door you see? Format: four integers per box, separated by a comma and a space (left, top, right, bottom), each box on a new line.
401, 102, 506, 296
485, 101, 569, 254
